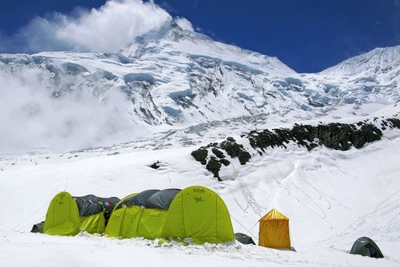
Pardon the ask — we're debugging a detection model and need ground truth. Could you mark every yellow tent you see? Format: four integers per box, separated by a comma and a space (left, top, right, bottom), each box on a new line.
42, 191, 120, 236
43, 192, 80, 236
105, 186, 235, 244
258, 208, 291, 249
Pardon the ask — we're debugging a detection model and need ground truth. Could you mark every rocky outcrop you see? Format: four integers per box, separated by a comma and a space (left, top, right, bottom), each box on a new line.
248, 122, 383, 152
191, 137, 250, 181
191, 117, 399, 180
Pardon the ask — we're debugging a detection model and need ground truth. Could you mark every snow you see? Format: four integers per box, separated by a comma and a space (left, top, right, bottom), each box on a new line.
1, 103, 399, 267
0, 18, 399, 267
1, 25, 399, 156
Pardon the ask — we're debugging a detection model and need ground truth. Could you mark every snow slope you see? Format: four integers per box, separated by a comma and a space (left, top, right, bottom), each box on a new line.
0, 21, 398, 155
0, 103, 399, 267
0, 17, 399, 267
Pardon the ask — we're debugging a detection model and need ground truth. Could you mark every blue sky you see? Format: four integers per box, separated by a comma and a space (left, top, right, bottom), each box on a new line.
0, 0, 399, 73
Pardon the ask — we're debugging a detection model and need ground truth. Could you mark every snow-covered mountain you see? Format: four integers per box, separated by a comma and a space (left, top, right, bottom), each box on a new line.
0, 19, 399, 154
1, 19, 400, 267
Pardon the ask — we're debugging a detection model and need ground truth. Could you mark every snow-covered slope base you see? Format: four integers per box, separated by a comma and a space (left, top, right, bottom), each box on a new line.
1, 105, 399, 267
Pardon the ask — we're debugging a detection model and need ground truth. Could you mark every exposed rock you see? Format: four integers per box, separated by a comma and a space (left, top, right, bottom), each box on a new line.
238, 150, 251, 165
206, 156, 222, 181
191, 148, 208, 165
211, 148, 225, 158
150, 160, 161, 169
220, 138, 249, 163
191, 117, 398, 181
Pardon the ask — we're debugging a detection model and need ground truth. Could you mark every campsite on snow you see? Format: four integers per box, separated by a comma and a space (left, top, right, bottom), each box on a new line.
0, 12, 400, 267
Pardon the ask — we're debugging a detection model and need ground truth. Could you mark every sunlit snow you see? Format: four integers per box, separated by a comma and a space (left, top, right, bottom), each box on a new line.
0, 101, 399, 266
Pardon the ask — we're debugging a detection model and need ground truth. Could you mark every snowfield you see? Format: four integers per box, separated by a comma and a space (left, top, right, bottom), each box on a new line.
1, 103, 399, 267
0, 13, 399, 267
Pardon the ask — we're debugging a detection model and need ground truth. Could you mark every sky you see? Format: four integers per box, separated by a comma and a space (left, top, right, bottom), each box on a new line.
0, 0, 399, 73
0, 102, 399, 266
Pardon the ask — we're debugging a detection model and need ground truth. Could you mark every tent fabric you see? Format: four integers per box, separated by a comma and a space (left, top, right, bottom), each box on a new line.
80, 213, 106, 234
41, 191, 120, 236
31, 221, 45, 233
43, 192, 81, 236
258, 208, 291, 249
114, 190, 159, 210
161, 186, 234, 244
235, 232, 256, 245
105, 186, 234, 244
74, 195, 120, 216
114, 193, 138, 210
73, 194, 120, 229
74, 195, 104, 216
132, 189, 161, 206
350, 237, 384, 258
144, 188, 181, 210
103, 193, 139, 237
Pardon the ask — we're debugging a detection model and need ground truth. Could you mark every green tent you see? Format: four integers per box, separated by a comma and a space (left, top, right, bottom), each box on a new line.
41, 191, 120, 236
105, 186, 235, 244
349, 237, 384, 258
43, 192, 81, 236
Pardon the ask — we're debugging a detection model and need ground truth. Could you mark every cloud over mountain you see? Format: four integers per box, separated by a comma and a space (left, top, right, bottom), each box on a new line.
1, 0, 173, 53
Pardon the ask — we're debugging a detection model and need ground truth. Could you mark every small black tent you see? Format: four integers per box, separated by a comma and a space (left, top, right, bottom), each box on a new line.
235, 232, 256, 245
31, 221, 45, 233
350, 237, 384, 258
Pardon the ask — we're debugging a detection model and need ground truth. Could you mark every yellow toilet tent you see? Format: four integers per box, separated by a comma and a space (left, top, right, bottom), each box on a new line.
105, 186, 235, 244
258, 208, 291, 249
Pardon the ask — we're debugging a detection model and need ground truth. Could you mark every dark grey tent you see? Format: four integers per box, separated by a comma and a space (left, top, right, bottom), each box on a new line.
350, 237, 384, 258
235, 232, 256, 245
144, 188, 181, 210
115, 189, 160, 210
73, 194, 120, 224
31, 221, 45, 233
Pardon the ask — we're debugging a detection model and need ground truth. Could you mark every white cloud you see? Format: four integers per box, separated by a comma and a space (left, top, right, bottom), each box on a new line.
57, 0, 171, 52
0, 69, 148, 154
3, 0, 173, 53
174, 17, 194, 32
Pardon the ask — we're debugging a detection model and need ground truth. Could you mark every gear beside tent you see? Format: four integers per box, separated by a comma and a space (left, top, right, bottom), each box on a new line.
235, 232, 256, 245
349, 237, 384, 258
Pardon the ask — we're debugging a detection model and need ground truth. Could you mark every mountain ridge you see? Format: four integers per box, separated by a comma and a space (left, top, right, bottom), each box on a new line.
0, 20, 399, 154
321, 45, 400, 76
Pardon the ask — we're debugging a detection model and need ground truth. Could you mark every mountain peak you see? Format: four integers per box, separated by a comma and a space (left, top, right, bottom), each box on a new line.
321, 45, 400, 76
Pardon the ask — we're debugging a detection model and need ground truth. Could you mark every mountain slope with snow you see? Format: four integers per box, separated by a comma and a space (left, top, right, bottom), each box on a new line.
0, 103, 399, 267
0, 20, 398, 155
0, 19, 400, 267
